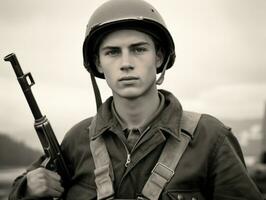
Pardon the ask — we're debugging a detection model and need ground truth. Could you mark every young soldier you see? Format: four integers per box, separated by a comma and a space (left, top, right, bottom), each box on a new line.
9, 0, 263, 199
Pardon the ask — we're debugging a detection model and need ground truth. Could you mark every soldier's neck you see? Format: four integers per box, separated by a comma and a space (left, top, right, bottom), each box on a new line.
113, 90, 160, 129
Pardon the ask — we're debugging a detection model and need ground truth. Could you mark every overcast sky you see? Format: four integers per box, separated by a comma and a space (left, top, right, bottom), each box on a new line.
1, 0, 266, 149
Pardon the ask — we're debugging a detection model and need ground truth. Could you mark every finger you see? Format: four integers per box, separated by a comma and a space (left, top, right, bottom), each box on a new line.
34, 168, 61, 183
47, 187, 64, 197
49, 178, 64, 193
32, 183, 63, 198
27, 168, 52, 184
30, 178, 64, 198
27, 169, 61, 187
46, 170, 62, 182
26, 168, 64, 198
39, 172, 64, 193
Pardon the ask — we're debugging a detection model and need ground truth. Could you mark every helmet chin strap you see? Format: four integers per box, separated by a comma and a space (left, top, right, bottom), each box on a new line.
90, 73, 102, 110
156, 55, 170, 85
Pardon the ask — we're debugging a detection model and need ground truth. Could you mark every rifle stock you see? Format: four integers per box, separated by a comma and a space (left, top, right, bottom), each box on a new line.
4, 53, 71, 191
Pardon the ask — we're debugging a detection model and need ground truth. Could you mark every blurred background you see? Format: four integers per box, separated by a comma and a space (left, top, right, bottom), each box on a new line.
0, 0, 266, 199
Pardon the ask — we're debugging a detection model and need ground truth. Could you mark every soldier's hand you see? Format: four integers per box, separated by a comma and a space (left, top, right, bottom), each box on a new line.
26, 167, 64, 198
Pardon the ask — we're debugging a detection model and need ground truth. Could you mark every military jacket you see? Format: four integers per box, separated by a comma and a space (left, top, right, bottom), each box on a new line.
9, 90, 263, 200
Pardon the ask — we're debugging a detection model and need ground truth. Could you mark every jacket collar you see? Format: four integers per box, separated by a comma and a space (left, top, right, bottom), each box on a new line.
89, 89, 183, 140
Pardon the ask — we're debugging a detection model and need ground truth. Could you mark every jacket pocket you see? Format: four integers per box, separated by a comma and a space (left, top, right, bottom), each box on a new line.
167, 189, 206, 200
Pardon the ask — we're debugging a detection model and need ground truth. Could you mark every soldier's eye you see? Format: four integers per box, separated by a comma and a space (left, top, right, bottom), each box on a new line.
133, 47, 147, 54
105, 49, 120, 56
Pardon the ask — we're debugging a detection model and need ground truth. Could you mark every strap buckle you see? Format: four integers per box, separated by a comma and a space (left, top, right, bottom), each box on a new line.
152, 162, 174, 182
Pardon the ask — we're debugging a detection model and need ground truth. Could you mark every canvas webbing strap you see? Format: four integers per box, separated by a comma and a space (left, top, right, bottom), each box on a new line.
89, 111, 201, 200
89, 116, 115, 200
141, 111, 201, 200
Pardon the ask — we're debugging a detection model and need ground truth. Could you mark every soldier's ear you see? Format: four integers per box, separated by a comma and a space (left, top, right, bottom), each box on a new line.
94, 55, 104, 73
156, 49, 164, 69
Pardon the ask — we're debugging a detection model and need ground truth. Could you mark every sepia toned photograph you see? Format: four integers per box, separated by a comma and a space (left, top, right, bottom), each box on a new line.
1, 0, 266, 199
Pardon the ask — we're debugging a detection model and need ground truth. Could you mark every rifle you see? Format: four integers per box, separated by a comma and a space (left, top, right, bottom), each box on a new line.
4, 53, 71, 191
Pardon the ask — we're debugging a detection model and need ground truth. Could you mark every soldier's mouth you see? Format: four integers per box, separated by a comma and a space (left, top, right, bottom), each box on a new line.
119, 76, 139, 81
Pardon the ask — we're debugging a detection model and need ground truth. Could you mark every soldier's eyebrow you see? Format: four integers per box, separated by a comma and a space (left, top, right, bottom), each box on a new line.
100, 46, 120, 51
130, 42, 151, 48
100, 41, 151, 51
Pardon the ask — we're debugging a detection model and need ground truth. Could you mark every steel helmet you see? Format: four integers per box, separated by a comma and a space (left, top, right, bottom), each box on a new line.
83, 0, 176, 79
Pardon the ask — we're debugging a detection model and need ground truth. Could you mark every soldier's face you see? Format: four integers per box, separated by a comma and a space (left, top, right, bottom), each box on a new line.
96, 29, 163, 99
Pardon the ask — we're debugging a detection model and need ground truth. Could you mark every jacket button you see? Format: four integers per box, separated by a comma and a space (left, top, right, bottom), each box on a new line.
177, 194, 184, 200
192, 197, 198, 200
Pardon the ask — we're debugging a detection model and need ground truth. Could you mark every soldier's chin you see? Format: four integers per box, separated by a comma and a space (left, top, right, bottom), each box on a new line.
115, 88, 143, 100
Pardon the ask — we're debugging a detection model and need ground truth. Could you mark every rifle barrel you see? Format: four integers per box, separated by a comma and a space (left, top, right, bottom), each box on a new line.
4, 53, 43, 119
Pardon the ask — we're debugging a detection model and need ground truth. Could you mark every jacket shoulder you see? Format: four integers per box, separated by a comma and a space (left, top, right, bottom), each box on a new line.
196, 113, 245, 163
197, 113, 232, 136
192, 113, 235, 153
61, 117, 94, 148
201, 113, 230, 127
